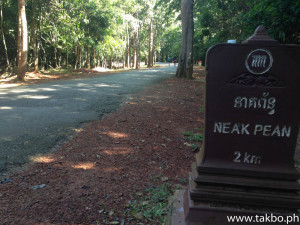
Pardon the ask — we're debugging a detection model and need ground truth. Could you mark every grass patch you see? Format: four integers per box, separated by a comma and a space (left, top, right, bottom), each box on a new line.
191, 143, 200, 151
129, 183, 173, 224
183, 131, 203, 151
178, 178, 188, 185
182, 131, 194, 137
183, 131, 203, 142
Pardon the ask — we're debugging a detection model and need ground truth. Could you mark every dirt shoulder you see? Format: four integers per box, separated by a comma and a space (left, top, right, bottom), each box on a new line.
0, 67, 205, 224
0, 66, 161, 88
0, 68, 126, 88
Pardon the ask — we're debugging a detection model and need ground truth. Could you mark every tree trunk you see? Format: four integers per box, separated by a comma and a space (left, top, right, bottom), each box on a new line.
148, 21, 153, 68
97, 50, 100, 67
32, 0, 38, 73
126, 23, 130, 68
37, 0, 41, 69
157, 41, 161, 62
65, 50, 68, 67
0, 0, 11, 72
153, 28, 156, 66
109, 57, 112, 69
137, 27, 140, 69
176, 0, 194, 79
42, 44, 47, 69
103, 57, 106, 68
132, 23, 140, 69
133, 30, 137, 69
17, 0, 28, 81
122, 54, 125, 69
87, 46, 91, 69
74, 44, 79, 69
53, 46, 57, 68
58, 50, 61, 67
79, 47, 82, 68
93, 48, 96, 68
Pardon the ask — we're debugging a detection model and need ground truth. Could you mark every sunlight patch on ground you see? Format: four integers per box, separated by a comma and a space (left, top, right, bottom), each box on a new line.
78, 88, 93, 92
103, 147, 132, 155
31, 155, 55, 163
38, 88, 57, 92
10, 89, 27, 93
92, 67, 113, 72
0, 107, 13, 110
72, 128, 84, 133
0, 84, 20, 88
26, 73, 63, 80
126, 102, 138, 105
17, 95, 50, 99
0, 75, 18, 87
95, 83, 120, 88
72, 162, 95, 170
106, 132, 129, 139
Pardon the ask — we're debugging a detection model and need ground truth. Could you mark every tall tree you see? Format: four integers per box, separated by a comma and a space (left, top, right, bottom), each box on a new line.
17, 0, 28, 81
126, 22, 130, 68
31, 0, 38, 73
132, 15, 140, 69
147, 20, 153, 68
176, 0, 194, 79
0, 0, 11, 72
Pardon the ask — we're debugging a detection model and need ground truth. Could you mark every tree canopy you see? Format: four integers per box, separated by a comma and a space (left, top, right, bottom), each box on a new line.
0, 0, 299, 77
194, 0, 300, 62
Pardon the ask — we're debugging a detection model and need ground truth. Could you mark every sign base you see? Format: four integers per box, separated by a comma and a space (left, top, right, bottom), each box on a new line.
184, 187, 300, 225
189, 164, 300, 208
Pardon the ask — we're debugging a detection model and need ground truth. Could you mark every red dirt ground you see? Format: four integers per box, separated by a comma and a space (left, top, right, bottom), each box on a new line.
0, 67, 205, 224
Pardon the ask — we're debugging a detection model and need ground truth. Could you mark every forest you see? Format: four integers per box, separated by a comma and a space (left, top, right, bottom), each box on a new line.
0, 0, 299, 81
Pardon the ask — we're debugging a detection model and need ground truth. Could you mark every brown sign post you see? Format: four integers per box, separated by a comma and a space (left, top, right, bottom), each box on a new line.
184, 26, 300, 224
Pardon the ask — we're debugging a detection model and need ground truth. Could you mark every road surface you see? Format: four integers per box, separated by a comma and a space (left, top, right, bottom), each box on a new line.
0, 64, 177, 173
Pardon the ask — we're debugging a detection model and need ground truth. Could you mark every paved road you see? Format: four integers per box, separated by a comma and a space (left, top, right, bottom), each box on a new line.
0, 64, 177, 173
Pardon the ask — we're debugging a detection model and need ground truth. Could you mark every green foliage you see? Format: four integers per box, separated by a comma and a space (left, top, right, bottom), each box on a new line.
129, 183, 173, 224
191, 143, 199, 151
194, 0, 300, 62
0, 0, 17, 67
160, 23, 181, 61
182, 131, 193, 137
178, 178, 188, 184
239, 0, 300, 43
183, 131, 203, 142
1, 0, 299, 73
183, 130, 203, 151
